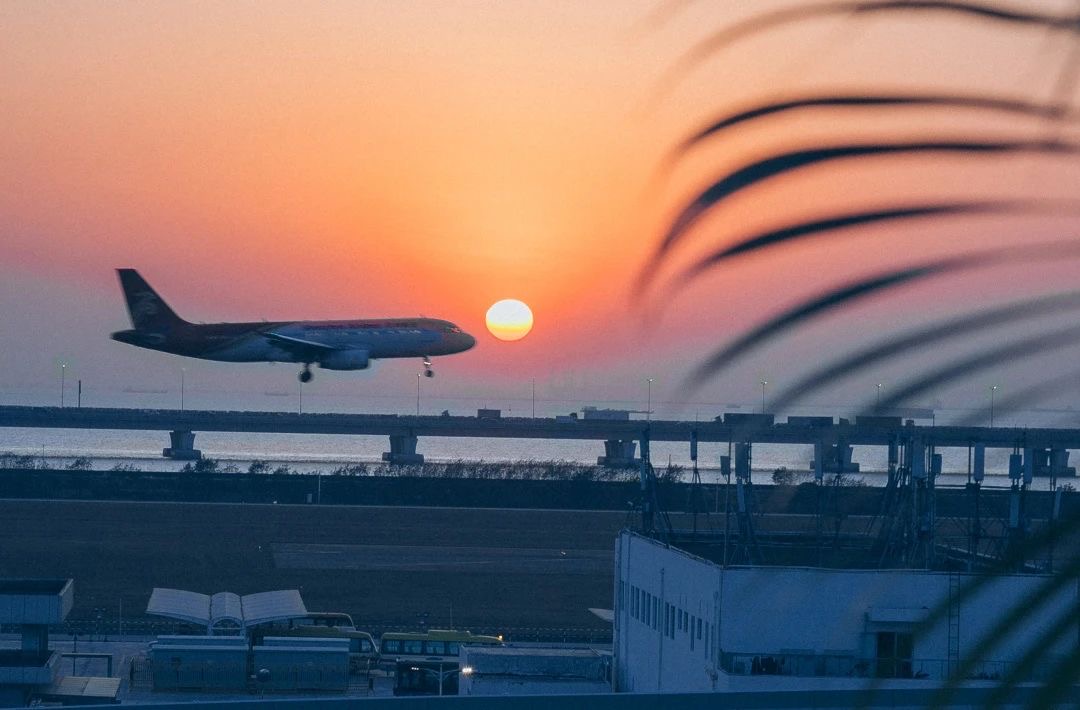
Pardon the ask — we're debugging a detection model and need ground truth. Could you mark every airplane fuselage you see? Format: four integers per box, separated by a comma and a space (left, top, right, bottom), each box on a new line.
112, 318, 474, 363
110, 269, 476, 381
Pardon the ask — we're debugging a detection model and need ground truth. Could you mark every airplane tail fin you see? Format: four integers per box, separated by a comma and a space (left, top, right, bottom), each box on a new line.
117, 269, 187, 331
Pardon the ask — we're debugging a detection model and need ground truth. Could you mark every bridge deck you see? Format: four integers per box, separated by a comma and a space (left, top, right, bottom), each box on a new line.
2, 406, 1079, 448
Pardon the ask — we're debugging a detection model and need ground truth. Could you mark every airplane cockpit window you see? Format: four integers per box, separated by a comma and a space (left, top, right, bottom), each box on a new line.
442, 326, 462, 333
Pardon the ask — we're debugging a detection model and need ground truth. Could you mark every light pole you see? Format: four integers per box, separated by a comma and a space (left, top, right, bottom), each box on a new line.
990, 385, 998, 427
180, 368, 186, 411
413, 662, 458, 696
876, 383, 883, 409
760, 378, 767, 414
646, 378, 654, 421
60, 363, 66, 407
416, 373, 421, 416
531, 379, 536, 418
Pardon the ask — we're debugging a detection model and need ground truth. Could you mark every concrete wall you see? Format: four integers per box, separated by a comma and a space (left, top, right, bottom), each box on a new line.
462, 678, 610, 695
0, 579, 73, 624
614, 532, 1080, 694
150, 645, 248, 691
251, 646, 348, 691
458, 645, 610, 696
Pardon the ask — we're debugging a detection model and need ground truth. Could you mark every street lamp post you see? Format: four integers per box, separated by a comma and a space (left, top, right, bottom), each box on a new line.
876, 383, 883, 409
60, 364, 66, 408
413, 662, 458, 696
416, 373, 421, 416
531, 379, 536, 418
180, 368, 186, 411
646, 378, 654, 421
760, 378, 767, 414
990, 385, 998, 427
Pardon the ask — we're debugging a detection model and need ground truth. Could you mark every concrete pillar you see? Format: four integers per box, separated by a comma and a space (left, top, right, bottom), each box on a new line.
810, 442, 860, 475
909, 439, 926, 480
598, 439, 638, 468
1008, 453, 1023, 481
382, 434, 424, 465
973, 443, 985, 482
1050, 448, 1074, 477
734, 442, 751, 480
163, 430, 202, 460
20, 625, 47, 653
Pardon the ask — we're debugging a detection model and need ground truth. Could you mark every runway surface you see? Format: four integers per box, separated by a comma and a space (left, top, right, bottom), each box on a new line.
0, 499, 624, 637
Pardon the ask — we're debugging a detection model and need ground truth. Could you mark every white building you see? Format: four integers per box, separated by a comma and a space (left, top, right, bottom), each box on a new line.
613, 531, 1078, 694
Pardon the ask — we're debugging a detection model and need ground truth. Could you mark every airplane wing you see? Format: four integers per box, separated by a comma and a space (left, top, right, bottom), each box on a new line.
264, 331, 339, 358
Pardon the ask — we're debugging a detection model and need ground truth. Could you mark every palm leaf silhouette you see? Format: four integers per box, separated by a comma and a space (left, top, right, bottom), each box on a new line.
641, 1, 1080, 705
676, 240, 1080, 395
660, 201, 1080, 304
665, 92, 1079, 169
637, 140, 1078, 297
867, 323, 1080, 415
653, 1, 1080, 101
768, 291, 1080, 413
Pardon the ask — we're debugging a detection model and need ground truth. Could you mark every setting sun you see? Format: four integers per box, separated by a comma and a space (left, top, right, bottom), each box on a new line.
485, 299, 534, 341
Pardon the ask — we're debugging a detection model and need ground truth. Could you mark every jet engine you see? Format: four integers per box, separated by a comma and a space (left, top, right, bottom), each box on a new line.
317, 349, 370, 370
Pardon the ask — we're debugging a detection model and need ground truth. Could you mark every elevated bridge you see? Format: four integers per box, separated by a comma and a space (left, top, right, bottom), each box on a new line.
1, 405, 1079, 472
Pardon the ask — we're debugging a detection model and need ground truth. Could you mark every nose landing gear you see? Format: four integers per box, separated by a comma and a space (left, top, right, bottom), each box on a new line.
298, 364, 313, 383
423, 357, 434, 378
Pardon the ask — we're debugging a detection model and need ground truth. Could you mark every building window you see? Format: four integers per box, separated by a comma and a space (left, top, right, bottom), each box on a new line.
875, 631, 914, 679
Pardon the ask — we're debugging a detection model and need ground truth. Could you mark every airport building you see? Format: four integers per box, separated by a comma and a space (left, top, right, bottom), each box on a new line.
613, 531, 1079, 694
0, 579, 120, 706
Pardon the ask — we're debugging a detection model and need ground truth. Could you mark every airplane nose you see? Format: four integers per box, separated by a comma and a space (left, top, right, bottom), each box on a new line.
460, 332, 477, 351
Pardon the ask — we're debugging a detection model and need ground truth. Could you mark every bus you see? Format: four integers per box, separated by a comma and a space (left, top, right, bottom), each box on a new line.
380, 629, 503, 663
384, 630, 503, 696
252, 612, 379, 673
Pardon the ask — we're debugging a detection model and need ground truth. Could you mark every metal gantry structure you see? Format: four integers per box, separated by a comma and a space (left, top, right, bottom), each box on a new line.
636, 421, 1074, 575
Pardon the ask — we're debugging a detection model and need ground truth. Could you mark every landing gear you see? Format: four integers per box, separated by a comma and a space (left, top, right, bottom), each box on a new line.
423, 357, 434, 378
298, 364, 313, 383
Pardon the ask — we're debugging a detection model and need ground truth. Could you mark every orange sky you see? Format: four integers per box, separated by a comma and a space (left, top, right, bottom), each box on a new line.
1, 1, 1078, 413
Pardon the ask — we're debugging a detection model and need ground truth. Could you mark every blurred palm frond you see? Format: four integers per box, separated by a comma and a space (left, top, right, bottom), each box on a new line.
642, 1, 1080, 705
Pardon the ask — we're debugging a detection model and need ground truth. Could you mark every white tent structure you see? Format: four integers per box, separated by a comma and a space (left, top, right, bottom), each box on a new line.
146, 588, 307, 634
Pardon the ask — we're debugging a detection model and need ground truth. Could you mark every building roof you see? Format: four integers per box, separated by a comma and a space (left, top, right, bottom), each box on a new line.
39, 676, 121, 704
147, 588, 306, 632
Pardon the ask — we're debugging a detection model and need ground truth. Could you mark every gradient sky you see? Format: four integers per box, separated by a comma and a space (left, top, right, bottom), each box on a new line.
2, 1, 1078, 417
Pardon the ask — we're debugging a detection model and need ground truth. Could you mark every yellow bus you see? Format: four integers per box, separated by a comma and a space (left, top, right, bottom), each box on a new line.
379, 629, 503, 663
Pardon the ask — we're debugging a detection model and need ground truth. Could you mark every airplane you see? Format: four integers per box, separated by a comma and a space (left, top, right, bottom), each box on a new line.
110, 269, 476, 382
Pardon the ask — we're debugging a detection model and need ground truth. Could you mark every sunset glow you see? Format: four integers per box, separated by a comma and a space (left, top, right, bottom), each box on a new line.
0, 1, 1076, 411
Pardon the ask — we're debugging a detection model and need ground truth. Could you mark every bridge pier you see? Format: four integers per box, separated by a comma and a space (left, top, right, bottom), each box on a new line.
1027, 447, 1076, 478
382, 434, 424, 465
597, 439, 638, 468
809, 441, 860, 477
163, 430, 202, 460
